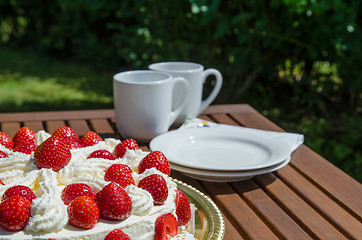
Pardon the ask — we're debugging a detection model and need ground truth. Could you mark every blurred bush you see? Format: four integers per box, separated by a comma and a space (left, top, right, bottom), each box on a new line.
0, 0, 361, 181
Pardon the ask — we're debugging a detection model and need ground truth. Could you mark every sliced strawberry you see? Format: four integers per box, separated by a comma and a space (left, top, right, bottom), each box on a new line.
52, 126, 80, 144
138, 174, 168, 205
34, 136, 71, 172
0, 150, 8, 158
0, 196, 31, 231
154, 213, 178, 240
114, 139, 139, 158
79, 131, 103, 147
2, 185, 36, 203
87, 149, 115, 160
13, 127, 36, 147
138, 151, 171, 176
0, 132, 14, 149
104, 164, 134, 188
13, 142, 37, 154
175, 190, 191, 226
61, 183, 96, 205
94, 182, 132, 221
67, 196, 99, 229
0, 179, 4, 185
104, 229, 131, 240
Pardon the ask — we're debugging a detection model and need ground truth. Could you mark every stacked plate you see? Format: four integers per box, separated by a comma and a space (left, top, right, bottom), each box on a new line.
150, 127, 291, 182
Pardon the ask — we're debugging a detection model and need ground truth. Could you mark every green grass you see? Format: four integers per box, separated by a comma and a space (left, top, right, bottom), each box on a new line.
0, 46, 115, 113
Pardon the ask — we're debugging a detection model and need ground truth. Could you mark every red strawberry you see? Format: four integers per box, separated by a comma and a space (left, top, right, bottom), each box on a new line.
0, 150, 8, 158
175, 190, 191, 226
114, 139, 139, 158
0, 132, 14, 149
34, 136, 71, 171
0, 179, 4, 185
94, 182, 132, 221
104, 229, 131, 240
154, 213, 178, 240
2, 185, 36, 203
104, 164, 134, 188
61, 183, 96, 205
13, 127, 36, 147
79, 131, 103, 147
138, 151, 171, 176
137, 174, 168, 205
52, 126, 79, 144
0, 196, 31, 231
13, 142, 37, 154
67, 196, 99, 229
87, 149, 115, 160
69, 141, 83, 149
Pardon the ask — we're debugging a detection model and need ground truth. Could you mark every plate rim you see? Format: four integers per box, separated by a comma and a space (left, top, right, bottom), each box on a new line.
171, 156, 291, 182
150, 127, 291, 171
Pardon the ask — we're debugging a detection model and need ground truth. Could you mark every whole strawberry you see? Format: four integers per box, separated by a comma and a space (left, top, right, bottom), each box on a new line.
61, 183, 96, 205
175, 190, 191, 226
0, 132, 14, 149
0, 150, 8, 158
87, 149, 115, 160
80, 131, 103, 147
104, 164, 134, 188
94, 182, 132, 221
0, 196, 31, 231
67, 196, 99, 229
138, 151, 171, 176
2, 185, 37, 203
113, 139, 139, 158
13, 127, 36, 148
154, 213, 178, 240
34, 136, 71, 171
52, 126, 80, 144
104, 229, 131, 240
138, 174, 168, 205
13, 142, 37, 154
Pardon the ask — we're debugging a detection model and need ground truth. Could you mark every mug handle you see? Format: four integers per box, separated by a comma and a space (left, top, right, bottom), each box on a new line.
200, 69, 223, 113
169, 77, 190, 127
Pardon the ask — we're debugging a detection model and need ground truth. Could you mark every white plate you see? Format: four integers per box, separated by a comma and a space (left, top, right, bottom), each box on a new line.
170, 156, 291, 182
150, 128, 291, 171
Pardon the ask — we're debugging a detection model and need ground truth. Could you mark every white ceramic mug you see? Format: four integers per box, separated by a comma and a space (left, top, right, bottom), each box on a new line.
113, 70, 190, 142
149, 62, 223, 125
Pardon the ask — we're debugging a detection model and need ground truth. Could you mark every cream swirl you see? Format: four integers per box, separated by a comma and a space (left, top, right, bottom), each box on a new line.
26, 169, 68, 233
125, 184, 153, 216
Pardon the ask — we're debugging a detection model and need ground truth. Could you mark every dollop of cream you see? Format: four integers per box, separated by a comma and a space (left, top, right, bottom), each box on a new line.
125, 184, 153, 216
26, 169, 68, 233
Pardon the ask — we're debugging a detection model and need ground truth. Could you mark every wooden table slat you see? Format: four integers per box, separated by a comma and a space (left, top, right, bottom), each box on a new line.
232, 179, 312, 240
1, 122, 21, 138
23, 121, 44, 133
255, 173, 347, 239
68, 120, 91, 137
201, 181, 279, 240
277, 164, 362, 239
45, 120, 67, 134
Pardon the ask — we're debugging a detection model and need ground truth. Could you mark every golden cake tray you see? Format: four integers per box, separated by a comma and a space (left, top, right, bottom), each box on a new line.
173, 179, 225, 240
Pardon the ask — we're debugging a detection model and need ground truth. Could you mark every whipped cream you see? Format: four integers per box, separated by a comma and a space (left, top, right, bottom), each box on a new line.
0, 131, 189, 240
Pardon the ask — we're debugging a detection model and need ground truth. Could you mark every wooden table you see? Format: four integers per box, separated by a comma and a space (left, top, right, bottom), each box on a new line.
0, 104, 361, 239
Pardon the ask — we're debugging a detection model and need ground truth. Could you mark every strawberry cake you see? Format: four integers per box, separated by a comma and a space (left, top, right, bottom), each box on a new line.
0, 127, 196, 240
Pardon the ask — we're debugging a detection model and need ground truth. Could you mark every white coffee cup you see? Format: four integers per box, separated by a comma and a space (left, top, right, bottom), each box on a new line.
113, 70, 190, 142
149, 62, 222, 125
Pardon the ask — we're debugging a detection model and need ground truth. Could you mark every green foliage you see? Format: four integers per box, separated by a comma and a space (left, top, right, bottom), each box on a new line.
0, 0, 361, 181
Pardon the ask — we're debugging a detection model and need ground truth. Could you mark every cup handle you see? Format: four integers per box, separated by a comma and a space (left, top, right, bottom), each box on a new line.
169, 77, 190, 127
200, 68, 223, 113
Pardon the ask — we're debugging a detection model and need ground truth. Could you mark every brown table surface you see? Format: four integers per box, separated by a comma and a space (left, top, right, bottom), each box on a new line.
0, 104, 361, 239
